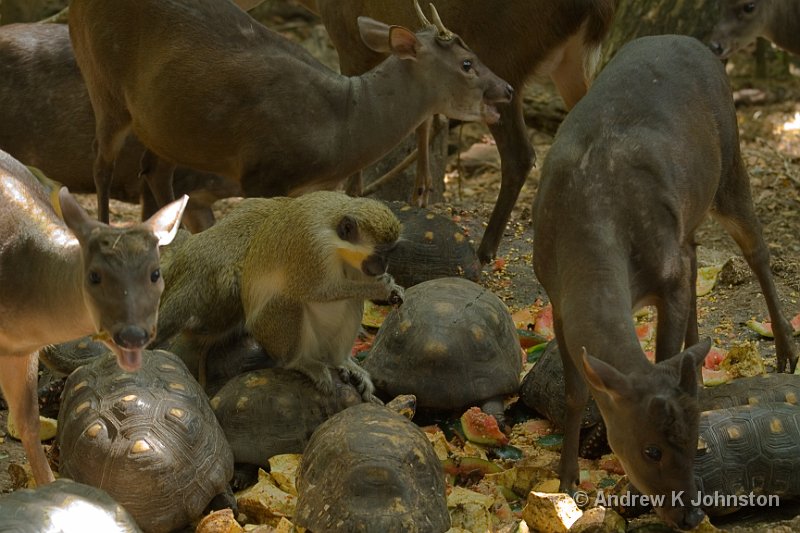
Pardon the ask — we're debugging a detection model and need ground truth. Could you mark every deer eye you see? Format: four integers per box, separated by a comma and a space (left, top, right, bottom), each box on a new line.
462, 59, 473, 72
644, 445, 663, 462
88, 271, 101, 285
742, 2, 756, 14
150, 268, 161, 283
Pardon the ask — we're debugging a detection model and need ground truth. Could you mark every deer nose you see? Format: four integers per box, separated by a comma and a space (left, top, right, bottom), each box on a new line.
678, 506, 705, 530
113, 326, 150, 349
709, 41, 724, 56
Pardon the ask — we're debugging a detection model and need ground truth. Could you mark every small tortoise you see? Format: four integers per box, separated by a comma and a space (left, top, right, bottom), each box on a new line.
385, 202, 481, 288
209, 367, 362, 489
57, 349, 234, 533
295, 403, 451, 533
363, 277, 522, 422
0, 478, 141, 533
522, 340, 800, 458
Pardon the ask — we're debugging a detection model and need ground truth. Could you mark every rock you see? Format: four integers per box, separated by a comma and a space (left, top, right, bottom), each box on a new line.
522, 491, 583, 533
569, 507, 626, 533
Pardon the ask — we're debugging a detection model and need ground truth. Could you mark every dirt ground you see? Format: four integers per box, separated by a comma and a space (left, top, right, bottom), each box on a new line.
1, 12, 800, 533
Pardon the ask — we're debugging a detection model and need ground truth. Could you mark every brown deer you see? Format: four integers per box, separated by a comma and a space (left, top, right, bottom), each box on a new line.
310, 0, 617, 263
710, 0, 800, 58
533, 35, 797, 529
67, 0, 512, 225
0, 22, 241, 233
0, 149, 187, 486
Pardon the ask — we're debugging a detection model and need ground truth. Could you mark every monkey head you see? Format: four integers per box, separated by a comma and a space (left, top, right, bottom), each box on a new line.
333, 198, 401, 276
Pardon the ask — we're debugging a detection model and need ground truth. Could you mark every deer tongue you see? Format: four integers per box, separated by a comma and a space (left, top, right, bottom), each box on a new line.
481, 102, 500, 125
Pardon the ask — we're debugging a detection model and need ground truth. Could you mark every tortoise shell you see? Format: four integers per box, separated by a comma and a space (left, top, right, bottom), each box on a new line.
0, 478, 141, 533
56, 349, 233, 533
385, 202, 481, 288
295, 403, 450, 533
695, 401, 800, 504
363, 277, 521, 412
520, 340, 608, 458
209, 367, 361, 469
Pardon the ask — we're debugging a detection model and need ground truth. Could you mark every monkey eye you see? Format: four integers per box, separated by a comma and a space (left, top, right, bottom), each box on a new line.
462, 59, 473, 72
88, 271, 102, 285
644, 445, 663, 462
150, 268, 161, 283
742, 2, 756, 14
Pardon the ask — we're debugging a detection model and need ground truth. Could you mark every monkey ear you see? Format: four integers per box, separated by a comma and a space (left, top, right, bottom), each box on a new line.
336, 215, 360, 243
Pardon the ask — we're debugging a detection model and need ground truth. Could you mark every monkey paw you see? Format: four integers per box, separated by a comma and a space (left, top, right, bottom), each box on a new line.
338, 362, 377, 402
378, 274, 404, 306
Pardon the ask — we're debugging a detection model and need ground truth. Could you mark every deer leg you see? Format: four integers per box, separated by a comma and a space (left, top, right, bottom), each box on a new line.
411, 117, 433, 207
477, 95, 535, 264
344, 171, 363, 197
0, 353, 55, 485
652, 245, 696, 362
684, 241, 700, 348
712, 159, 797, 372
92, 116, 130, 223
139, 149, 177, 211
556, 324, 588, 492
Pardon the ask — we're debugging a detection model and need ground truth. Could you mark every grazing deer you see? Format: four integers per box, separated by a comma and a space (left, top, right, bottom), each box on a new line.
533, 35, 797, 529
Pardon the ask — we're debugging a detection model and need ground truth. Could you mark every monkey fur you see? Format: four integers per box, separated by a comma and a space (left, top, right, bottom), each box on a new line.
154, 190, 404, 401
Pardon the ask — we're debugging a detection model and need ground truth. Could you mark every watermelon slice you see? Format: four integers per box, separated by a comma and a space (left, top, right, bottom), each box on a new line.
460, 407, 509, 446
745, 312, 800, 338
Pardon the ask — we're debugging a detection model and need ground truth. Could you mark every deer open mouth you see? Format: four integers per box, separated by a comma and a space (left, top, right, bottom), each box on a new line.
95, 331, 144, 371
481, 102, 501, 124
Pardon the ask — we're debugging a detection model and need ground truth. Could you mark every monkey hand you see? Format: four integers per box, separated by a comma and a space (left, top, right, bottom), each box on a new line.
378, 273, 404, 306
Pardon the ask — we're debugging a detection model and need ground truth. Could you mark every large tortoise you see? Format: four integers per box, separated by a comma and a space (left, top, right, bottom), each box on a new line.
294, 403, 450, 533
0, 478, 141, 533
209, 367, 362, 489
384, 202, 481, 288
363, 277, 522, 421
57, 349, 234, 533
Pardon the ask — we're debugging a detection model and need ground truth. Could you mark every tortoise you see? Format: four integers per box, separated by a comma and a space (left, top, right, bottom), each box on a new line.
521, 339, 800, 458
294, 403, 451, 533
56, 348, 234, 533
520, 339, 608, 458
694, 401, 800, 512
0, 478, 141, 533
209, 367, 362, 489
363, 277, 522, 423
162, 331, 276, 397
384, 201, 481, 288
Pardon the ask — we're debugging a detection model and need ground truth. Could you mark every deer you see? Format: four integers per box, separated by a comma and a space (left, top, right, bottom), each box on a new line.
308, 0, 617, 264
0, 148, 187, 486
532, 34, 798, 530
710, 0, 800, 58
0, 22, 241, 233
67, 0, 513, 227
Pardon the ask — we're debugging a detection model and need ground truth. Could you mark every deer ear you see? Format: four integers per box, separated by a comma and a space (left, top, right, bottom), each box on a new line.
677, 338, 711, 396
358, 16, 419, 59
581, 348, 633, 403
143, 194, 188, 246
59, 187, 102, 241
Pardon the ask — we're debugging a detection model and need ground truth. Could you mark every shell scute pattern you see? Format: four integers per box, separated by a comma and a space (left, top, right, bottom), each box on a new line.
57, 349, 233, 533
